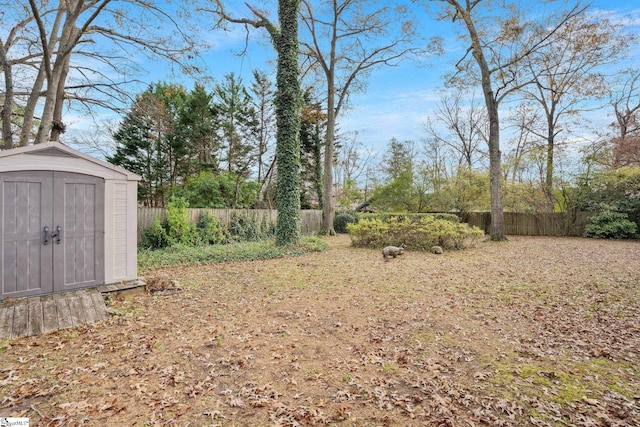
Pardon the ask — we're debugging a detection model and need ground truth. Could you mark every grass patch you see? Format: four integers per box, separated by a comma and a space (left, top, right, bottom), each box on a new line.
483, 355, 640, 424
138, 236, 328, 271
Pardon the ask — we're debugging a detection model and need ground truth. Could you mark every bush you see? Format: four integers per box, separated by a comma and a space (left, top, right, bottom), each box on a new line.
334, 212, 356, 234
355, 212, 460, 224
229, 212, 262, 242
140, 217, 170, 249
577, 167, 640, 228
260, 215, 276, 238
197, 212, 228, 244
583, 211, 637, 239
347, 216, 483, 251
165, 196, 200, 246
139, 197, 201, 249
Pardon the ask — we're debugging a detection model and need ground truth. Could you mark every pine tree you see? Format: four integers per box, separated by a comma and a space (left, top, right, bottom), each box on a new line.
176, 84, 219, 177
108, 83, 189, 206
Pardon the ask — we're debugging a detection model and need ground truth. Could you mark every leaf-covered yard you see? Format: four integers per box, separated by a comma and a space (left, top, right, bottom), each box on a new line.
1, 235, 639, 426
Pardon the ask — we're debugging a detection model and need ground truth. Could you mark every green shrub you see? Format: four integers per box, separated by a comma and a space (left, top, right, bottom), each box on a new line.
165, 196, 200, 246
348, 216, 483, 250
577, 166, 640, 228
334, 212, 356, 234
140, 197, 201, 249
229, 212, 262, 242
355, 212, 460, 224
140, 217, 170, 249
197, 212, 228, 244
583, 211, 637, 239
260, 215, 276, 238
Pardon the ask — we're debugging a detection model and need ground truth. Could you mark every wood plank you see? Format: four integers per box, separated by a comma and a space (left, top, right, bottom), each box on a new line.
0, 303, 14, 340
27, 297, 43, 337
41, 295, 59, 334
66, 292, 87, 326
54, 294, 74, 330
11, 299, 29, 339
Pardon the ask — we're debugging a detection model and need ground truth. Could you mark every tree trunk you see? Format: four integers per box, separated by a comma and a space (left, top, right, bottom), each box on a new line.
545, 124, 555, 204
313, 122, 323, 210
34, 6, 80, 144
1, 47, 14, 149
36, 42, 73, 143
49, 54, 71, 142
273, 0, 302, 245
20, 62, 49, 145
19, 6, 64, 146
457, 2, 506, 241
35, 69, 61, 144
487, 95, 505, 240
322, 77, 336, 235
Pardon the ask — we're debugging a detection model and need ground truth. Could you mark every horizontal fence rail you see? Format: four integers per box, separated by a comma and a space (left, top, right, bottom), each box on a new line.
137, 208, 594, 242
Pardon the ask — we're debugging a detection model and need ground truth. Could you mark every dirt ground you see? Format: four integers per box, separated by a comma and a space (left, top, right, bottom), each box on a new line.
1, 235, 639, 426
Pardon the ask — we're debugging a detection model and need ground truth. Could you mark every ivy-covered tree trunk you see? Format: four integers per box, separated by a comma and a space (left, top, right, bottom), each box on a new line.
273, 0, 302, 246
209, 0, 303, 245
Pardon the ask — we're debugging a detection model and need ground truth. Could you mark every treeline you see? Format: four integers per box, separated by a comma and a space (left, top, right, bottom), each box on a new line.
358, 136, 640, 238
107, 75, 324, 210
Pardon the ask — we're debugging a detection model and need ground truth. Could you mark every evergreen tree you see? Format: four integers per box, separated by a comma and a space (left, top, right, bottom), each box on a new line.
108, 82, 189, 206
251, 70, 276, 184
176, 84, 219, 177
213, 73, 261, 207
214, 73, 259, 176
300, 89, 325, 209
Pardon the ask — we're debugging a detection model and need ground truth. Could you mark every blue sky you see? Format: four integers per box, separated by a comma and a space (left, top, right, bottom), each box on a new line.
63, 0, 640, 159
183, 0, 640, 156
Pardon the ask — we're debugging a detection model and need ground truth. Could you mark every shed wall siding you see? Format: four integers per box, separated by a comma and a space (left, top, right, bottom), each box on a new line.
0, 143, 140, 297
113, 182, 128, 279
126, 181, 138, 280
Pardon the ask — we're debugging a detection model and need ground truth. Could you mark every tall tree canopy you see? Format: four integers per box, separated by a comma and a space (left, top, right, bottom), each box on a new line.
427, 0, 587, 240
207, 0, 303, 245
1, 0, 202, 148
299, 0, 422, 235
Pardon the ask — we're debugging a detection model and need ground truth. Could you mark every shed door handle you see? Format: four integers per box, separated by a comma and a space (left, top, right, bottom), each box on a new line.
52, 225, 62, 244
43, 226, 49, 245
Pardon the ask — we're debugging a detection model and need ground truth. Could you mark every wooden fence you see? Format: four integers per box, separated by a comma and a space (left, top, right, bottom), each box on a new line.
137, 208, 594, 242
464, 211, 594, 237
137, 208, 323, 241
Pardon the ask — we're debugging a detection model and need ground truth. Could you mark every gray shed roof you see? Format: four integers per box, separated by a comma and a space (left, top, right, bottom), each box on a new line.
0, 141, 141, 181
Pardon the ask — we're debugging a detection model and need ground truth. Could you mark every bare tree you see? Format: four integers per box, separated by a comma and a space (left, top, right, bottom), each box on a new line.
334, 132, 376, 187
608, 68, 640, 167
0, 2, 36, 147
503, 102, 543, 184
520, 13, 630, 198
68, 120, 117, 158
1, 0, 202, 148
428, 0, 587, 240
300, 0, 422, 234
333, 131, 377, 205
423, 89, 487, 170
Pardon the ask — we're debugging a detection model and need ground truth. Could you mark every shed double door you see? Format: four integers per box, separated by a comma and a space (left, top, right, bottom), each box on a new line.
0, 171, 104, 299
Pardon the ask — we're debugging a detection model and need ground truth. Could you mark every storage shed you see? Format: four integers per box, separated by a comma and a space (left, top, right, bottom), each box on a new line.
0, 142, 141, 300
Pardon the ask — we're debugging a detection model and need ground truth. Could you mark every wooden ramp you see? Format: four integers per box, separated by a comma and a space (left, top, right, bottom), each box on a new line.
0, 289, 108, 340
